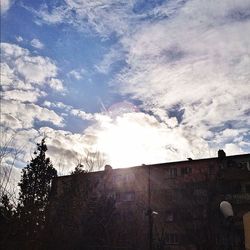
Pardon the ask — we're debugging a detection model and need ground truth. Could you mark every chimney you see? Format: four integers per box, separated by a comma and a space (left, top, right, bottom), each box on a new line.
104, 165, 112, 171
218, 149, 226, 159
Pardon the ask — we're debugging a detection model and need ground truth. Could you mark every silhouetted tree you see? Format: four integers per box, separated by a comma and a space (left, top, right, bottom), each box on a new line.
44, 167, 122, 250
17, 138, 57, 249
0, 194, 16, 249
0, 129, 23, 205
71, 150, 106, 175
71, 163, 86, 175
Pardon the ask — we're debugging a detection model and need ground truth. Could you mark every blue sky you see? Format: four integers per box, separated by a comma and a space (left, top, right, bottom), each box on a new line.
1, 0, 250, 183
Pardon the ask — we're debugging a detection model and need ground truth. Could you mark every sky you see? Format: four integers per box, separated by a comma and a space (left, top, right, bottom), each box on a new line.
1, 0, 250, 183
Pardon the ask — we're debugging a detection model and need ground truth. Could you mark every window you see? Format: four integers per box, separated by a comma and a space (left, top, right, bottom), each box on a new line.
168, 168, 177, 178
165, 233, 179, 245
116, 191, 135, 202
123, 210, 134, 221
192, 206, 207, 219
124, 192, 135, 201
219, 182, 241, 194
125, 173, 135, 182
107, 192, 116, 199
194, 189, 207, 196
240, 161, 250, 171
165, 211, 174, 222
245, 184, 250, 193
181, 167, 192, 176
113, 173, 135, 184
230, 183, 242, 194
114, 175, 123, 184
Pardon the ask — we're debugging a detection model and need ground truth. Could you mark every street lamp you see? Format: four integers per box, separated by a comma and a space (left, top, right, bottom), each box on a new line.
146, 208, 158, 250
147, 165, 159, 250
220, 201, 234, 250
220, 201, 234, 219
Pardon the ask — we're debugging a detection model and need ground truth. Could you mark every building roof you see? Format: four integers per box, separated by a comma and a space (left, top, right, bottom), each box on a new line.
56, 152, 250, 180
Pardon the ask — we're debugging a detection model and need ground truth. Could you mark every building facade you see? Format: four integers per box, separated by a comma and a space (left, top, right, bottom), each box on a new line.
46, 152, 250, 250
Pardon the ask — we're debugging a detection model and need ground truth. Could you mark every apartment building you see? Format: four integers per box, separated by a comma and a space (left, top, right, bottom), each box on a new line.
46, 151, 250, 250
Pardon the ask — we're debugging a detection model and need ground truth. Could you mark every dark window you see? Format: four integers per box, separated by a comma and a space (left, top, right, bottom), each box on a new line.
165, 211, 174, 222
165, 233, 179, 244
123, 210, 134, 221
114, 173, 135, 184
230, 183, 242, 194
116, 191, 135, 202
169, 168, 177, 178
245, 184, 250, 193
125, 173, 135, 182
107, 192, 116, 199
192, 206, 207, 219
181, 167, 192, 175
219, 182, 241, 194
124, 192, 135, 201
239, 161, 250, 170
114, 175, 123, 184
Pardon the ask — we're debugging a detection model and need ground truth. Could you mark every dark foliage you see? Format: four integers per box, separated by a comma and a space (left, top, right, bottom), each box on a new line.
71, 163, 87, 175
44, 172, 120, 250
16, 138, 57, 249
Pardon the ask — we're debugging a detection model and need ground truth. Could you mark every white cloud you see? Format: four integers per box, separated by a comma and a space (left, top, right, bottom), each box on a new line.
3, 89, 45, 102
223, 143, 244, 155
70, 109, 94, 121
16, 36, 23, 42
42, 100, 94, 121
0, 0, 13, 14
48, 78, 65, 92
15, 55, 57, 84
1, 99, 64, 129
68, 68, 85, 80
33, 1, 136, 37
0, 42, 67, 161
38, 127, 95, 174
1, 43, 64, 91
43, 101, 72, 111
1, 42, 28, 58
1, 114, 23, 130
30, 38, 44, 49
34, 4, 69, 24
95, 48, 121, 74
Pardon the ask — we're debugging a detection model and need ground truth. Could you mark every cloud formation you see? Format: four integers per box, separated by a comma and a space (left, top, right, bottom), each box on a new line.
27, 0, 250, 161
1, 42, 67, 179
0, 0, 13, 14
2, 0, 250, 184
68, 68, 85, 80
30, 38, 44, 49
1, 43, 64, 91
114, 0, 250, 153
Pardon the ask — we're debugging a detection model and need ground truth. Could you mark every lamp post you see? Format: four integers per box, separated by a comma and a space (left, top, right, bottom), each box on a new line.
220, 201, 234, 250
220, 201, 234, 219
147, 165, 159, 250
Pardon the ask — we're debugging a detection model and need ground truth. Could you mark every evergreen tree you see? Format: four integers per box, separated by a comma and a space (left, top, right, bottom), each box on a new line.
17, 138, 57, 245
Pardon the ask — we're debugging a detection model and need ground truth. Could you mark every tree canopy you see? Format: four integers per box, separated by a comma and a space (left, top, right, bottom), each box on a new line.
17, 138, 57, 244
